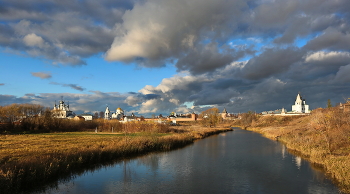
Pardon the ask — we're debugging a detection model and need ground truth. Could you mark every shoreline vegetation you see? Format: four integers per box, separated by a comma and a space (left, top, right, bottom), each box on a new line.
232, 108, 350, 193
0, 121, 232, 194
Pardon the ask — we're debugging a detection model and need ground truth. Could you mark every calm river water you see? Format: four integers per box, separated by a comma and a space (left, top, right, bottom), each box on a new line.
38, 128, 340, 194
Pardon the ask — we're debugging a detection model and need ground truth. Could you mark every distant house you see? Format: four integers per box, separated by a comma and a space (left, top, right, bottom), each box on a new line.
123, 113, 137, 122
168, 113, 198, 122
339, 100, 350, 112
79, 114, 93, 121
73, 116, 85, 121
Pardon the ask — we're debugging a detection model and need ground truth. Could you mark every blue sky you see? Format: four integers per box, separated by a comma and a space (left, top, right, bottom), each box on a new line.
1, 51, 176, 96
1, 0, 350, 116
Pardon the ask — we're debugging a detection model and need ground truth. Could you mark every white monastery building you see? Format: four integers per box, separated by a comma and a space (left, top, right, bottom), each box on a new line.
111, 107, 124, 120
104, 106, 138, 122
291, 93, 310, 113
105, 107, 125, 120
52, 98, 74, 119
262, 93, 311, 116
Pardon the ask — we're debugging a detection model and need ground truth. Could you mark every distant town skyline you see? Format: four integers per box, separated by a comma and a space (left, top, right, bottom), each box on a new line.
1, 0, 350, 116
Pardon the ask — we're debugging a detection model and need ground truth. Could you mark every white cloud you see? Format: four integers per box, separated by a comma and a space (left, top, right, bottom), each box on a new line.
105, 0, 244, 66
124, 95, 141, 107
138, 99, 160, 114
23, 33, 45, 48
305, 51, 350, 63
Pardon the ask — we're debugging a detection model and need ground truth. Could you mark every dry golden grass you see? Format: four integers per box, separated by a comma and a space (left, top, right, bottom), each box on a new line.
0, 125, 232, 193
235, 110, 350, 193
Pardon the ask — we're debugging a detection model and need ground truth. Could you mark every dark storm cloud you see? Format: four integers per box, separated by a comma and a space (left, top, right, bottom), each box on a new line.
241, 47, 304, 80
0, 0, 133, 66
176, 43, 254, 75
304, 28, 350, 51
333, 64, 350, 83
304, 51, 350, 76
189, 87, 239, 106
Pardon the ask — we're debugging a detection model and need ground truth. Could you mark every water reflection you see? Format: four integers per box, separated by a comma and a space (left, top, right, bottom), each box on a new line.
281, 144, 287, 159
295, 156, 302, 169
39, 129, 340, 194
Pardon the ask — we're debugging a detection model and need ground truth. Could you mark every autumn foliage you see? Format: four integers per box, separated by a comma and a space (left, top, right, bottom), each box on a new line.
199, 107, 222, 127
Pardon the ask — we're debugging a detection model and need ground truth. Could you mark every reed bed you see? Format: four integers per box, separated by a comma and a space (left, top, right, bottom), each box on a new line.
0, 124, 231, 193
234, 108, 350, 193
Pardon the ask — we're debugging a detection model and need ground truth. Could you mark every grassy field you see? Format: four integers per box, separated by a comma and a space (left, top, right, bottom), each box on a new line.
0, 124, 231, 193
233, 109, 350, 193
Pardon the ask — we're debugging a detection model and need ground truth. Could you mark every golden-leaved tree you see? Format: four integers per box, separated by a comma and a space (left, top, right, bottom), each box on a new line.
200, 107, 221, 127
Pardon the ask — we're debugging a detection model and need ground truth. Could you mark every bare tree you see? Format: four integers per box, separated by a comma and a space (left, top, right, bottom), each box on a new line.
93, 112, 99, 119
99, 111, 104, 119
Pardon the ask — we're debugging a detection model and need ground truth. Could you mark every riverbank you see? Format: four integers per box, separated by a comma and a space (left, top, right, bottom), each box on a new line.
233, 109, 350, 193
0, 125, 232, 193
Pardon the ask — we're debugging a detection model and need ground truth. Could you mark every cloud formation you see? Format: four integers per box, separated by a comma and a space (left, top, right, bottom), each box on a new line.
0, 0, 133, 66
105, 0, 248, 72
1, 0, 350, 115
50, 82, 85, 92
31, 72, 52, 79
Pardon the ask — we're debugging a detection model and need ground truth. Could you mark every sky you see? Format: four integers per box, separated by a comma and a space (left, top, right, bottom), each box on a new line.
1, 0, 350, 117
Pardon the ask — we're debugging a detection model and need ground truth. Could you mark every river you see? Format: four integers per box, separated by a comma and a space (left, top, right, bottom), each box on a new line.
37, 128, 340, 194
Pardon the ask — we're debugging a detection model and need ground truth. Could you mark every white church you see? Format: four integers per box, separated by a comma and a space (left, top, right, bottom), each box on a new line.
52, 98, 74, 118
291, 93, 310, 113
104, 106, 138, 122
262, 93, 310, 116
104, 107, 125, 120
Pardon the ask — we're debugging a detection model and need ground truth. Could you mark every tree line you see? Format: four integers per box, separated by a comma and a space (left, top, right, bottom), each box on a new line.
0, 104, 169, 133
0, 104, 99, 133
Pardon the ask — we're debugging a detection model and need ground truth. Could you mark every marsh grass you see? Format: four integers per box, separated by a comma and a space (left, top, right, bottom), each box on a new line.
234, 109, 350, 193
0, 123, 231, 193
